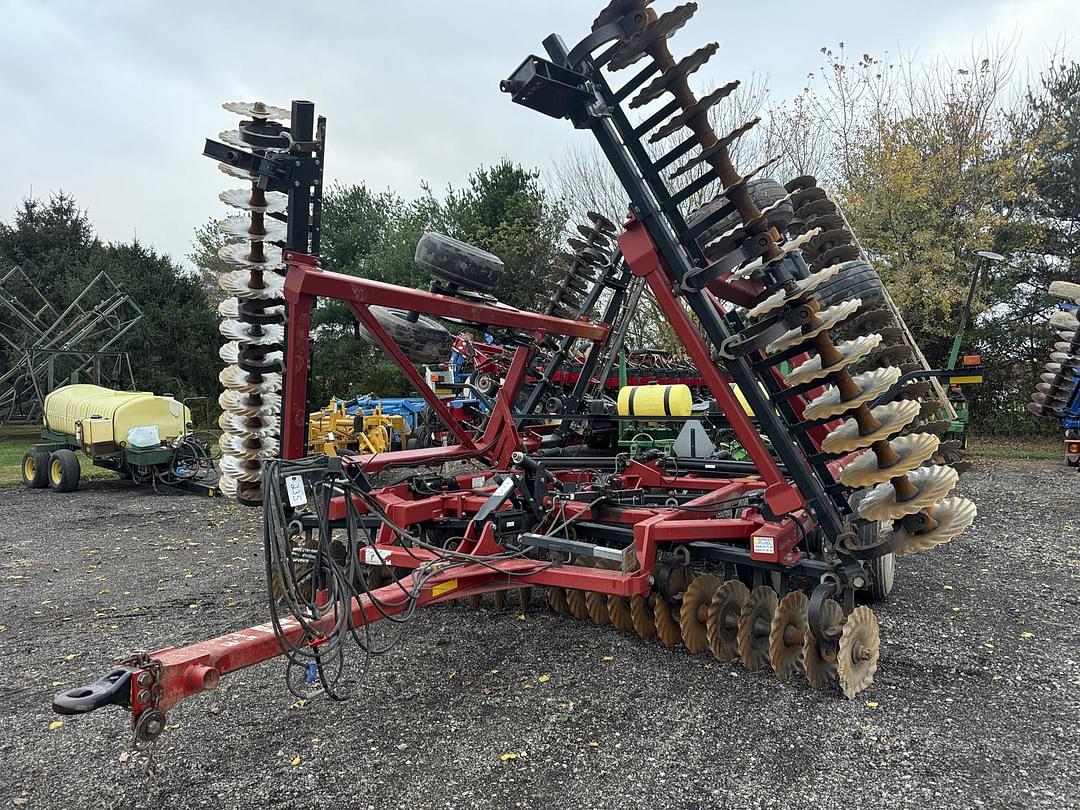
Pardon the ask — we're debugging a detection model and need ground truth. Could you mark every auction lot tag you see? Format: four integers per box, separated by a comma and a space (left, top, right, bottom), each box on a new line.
285, 475, 307, 507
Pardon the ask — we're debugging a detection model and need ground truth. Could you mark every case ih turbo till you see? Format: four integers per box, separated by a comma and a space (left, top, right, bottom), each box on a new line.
54, 0, 976, 756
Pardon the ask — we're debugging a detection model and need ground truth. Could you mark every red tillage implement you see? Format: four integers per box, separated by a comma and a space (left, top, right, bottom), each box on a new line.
54, 2, 975, 757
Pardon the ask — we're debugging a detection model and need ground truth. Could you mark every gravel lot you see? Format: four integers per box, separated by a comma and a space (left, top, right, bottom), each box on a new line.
1, 454, 1078, 810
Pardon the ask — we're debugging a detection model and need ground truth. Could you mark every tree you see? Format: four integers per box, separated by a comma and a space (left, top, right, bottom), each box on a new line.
92, 241, 220, 402
546, 39, 1065, 432
969, 60, 1080, 433
0, 194, 220, 409
308, 183, 432, 403
188, 218, 230, 305
1028, 61, 1080, 277
0, 194, 98, 314
800, 43, 1040, 365
430, 160, 568, 311
292, 163, 570, 405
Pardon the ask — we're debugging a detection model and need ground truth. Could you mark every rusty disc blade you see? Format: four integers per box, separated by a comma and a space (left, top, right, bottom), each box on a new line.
679, 574, 722, 654
659, 80, 748, 147
608, 2, 697, 71
785, 174, 818, 193
804, 598, 844, 689
838, 606, 880, 699
546, 587, 571, 615
889, 496, 977, 555
608, 595, 635, 632
797, 197, 838, 219
586, 592, 611, 625
566, 589, 590, 620
707, 579, 749, 660
630, 593, 657, 639
587, 210, 617, 234
630, 42, 718, 108
515, 587, 532, 612
769, 590, 809, 680
737, 585, 778, 670
654, 594, 683, 648
593, 0, 653, 30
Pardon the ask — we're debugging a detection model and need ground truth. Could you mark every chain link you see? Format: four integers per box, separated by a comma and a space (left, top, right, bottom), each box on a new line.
121, 650, 164, 786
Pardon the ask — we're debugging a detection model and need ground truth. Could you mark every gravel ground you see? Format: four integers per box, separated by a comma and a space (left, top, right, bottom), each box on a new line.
1, 455, 1078, 810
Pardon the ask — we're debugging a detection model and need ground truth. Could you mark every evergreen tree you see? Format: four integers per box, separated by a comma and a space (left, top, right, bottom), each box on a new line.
0, 194, 219, 412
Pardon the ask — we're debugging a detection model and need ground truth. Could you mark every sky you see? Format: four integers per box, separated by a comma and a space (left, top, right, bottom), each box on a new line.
0, 0, 1075, 269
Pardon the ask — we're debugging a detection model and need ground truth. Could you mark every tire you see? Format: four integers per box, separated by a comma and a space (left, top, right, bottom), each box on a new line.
358, 306, 451, 365
415, 232, 504, 292
814, 259, 885, 309
686, 178, 794, 244
47, 449, 81, 493
470, 373, 497, 397
941, 446, 963, 465
848, 489, 894, 602
21, 450, 49, 489
864, 553, 895, 602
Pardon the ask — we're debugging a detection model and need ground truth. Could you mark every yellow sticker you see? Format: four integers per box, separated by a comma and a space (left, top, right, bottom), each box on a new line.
949, 375, 983, 385
432, 579, 458, 597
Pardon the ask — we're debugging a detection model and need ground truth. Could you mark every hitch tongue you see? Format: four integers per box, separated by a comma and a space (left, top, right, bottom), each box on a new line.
52, 667, 134, 715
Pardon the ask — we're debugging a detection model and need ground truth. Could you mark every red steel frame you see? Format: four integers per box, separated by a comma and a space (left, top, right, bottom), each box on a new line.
92, 231, 826, 731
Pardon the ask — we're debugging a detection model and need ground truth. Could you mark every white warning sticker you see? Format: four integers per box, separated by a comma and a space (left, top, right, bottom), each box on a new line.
363, 547, 390, 567
752, 535, 775, 556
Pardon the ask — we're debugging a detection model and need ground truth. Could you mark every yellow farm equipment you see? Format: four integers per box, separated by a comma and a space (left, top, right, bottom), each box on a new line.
21, 384, 217, 494
307, 398, 407, 456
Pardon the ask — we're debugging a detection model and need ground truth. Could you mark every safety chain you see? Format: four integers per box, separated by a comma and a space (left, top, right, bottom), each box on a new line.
122, 649, 165, 785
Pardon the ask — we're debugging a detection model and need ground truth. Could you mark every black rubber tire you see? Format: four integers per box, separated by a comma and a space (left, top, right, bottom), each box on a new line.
848, 489, 894, 602
415, 232, 504, 292
470, 373, 498, 397
21, 449, 49, 489
814, 259, 885, 309
687, 178, 794, 244
47, 449, 81, 493
864, 554, 895, 602
358, 306, 451, 365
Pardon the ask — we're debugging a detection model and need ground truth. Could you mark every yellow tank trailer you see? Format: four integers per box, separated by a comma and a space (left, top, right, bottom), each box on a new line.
307, 398, 407, 456
20, 384, 216, 494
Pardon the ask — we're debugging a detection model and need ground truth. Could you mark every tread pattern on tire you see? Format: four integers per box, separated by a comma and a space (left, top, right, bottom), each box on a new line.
358, 306, 451, 365
848, 488, 894, 602
48, 449, 80, 493
415, 232, 504, 292
814, 260, 884, 310
21, 450, 49, 488
687, 178, 794, 244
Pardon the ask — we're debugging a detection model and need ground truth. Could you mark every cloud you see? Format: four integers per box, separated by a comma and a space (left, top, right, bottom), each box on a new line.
0, 0, 1074, 268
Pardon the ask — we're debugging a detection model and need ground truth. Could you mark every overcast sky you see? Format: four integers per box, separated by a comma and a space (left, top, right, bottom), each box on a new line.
0, 0, 1074, 268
